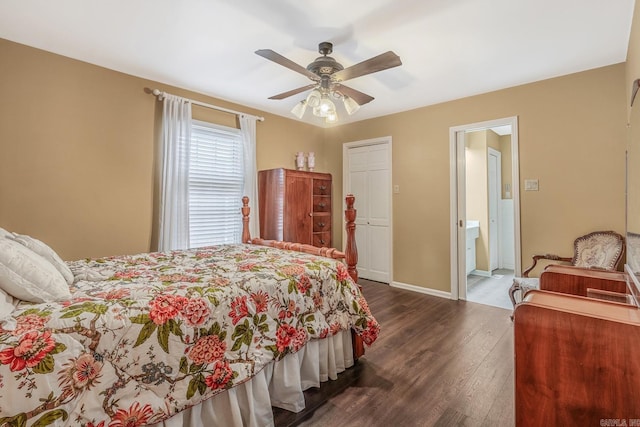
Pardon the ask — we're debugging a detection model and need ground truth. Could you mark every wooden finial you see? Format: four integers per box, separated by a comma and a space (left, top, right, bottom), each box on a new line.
344, 194, 358, 284
241, 196, 251, 243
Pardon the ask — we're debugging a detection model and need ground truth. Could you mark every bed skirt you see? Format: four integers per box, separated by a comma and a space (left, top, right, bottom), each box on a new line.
155, 330, 354, 427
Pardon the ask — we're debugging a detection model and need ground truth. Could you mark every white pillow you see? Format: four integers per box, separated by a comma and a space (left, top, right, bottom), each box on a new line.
0, 238, 71, 302
11, 233, 74, 285
0, 227, 11, 239
0, 288, 17, 330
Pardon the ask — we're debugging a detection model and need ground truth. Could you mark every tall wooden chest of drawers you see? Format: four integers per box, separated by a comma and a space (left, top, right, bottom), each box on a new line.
258, 168, 332, 247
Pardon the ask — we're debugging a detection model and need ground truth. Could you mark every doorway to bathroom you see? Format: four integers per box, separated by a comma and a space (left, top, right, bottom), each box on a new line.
449, 117, 521, 310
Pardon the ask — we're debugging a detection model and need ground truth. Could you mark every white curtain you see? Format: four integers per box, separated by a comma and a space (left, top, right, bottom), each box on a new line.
239, 114, 259, 240
158, 94, 192, 251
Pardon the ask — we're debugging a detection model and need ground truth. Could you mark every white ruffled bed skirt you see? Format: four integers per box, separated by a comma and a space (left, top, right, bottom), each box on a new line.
156, 331, 354, 427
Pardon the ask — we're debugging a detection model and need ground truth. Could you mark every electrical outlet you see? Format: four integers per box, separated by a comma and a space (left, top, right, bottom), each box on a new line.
524, 179, 539, 191
393, 185, 400, 194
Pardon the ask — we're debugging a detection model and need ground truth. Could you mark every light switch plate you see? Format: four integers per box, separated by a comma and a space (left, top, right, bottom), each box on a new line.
393, 185, 400, 194
524, 179, 539, 191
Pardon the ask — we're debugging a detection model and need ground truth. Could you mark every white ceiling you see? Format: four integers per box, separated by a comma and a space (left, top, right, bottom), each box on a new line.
488, 125, 512, 136
0, 0, 634, 127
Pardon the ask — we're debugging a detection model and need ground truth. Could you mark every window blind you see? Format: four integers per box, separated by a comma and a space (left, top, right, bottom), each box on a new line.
188, 121, 244, 248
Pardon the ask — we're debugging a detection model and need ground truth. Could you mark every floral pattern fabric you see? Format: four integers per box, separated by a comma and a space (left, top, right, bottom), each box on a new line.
0, 244, 379, 427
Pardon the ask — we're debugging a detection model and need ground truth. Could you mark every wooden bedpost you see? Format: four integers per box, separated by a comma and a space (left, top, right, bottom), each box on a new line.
241, 196, 251, 243
345, 194, 364, 359
344, 194, 358, 284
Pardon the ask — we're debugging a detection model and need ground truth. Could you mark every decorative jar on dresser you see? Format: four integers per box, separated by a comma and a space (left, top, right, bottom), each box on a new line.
258, 168, 332, 247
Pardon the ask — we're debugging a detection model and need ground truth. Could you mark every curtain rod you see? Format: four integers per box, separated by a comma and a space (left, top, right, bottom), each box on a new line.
151, 89, 264, 122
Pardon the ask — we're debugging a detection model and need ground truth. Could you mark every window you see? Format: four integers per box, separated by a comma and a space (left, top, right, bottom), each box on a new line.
188, 120, 244, 247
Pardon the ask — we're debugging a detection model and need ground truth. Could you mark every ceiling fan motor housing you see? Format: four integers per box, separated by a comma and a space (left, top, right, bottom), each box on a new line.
307, 41, 344, 77
307, 56, 344, 76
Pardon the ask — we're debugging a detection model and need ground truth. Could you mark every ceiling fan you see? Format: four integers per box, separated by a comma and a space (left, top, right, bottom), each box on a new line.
255, 42, 402, 123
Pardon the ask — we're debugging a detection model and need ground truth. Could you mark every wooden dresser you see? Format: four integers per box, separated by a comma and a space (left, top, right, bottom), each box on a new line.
258, 168, 332, 247
539, 264, 628, 296
514, 267, 640, 425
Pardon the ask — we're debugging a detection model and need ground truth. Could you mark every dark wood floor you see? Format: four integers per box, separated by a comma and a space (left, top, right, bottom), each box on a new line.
274, 279, 515, 427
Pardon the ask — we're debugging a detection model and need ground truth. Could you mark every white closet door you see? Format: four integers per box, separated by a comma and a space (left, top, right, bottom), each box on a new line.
346, 142, 390, 283
348, 147, 370, 278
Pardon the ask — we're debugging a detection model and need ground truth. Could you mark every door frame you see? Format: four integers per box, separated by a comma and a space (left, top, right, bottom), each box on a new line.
342, 136, 393, 284
449, 117, 521, 300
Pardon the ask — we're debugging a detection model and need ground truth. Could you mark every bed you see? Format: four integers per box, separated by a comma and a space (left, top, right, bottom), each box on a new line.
0, 195, 378, 427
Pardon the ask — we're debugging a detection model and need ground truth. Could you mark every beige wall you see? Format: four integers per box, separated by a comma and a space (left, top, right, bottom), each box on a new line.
0, 31, 631, 295
486, 129, 500, 152
465, 131, 489, 271
500, 135, 513, 199
326, 64, 626, 291
0, 39, 329, 260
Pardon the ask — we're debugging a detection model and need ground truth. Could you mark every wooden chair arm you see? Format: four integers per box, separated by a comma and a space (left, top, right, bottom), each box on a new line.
522, 254, 573, 277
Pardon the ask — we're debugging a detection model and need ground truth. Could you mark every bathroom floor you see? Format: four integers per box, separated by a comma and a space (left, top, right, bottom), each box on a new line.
466, 269, 514, 310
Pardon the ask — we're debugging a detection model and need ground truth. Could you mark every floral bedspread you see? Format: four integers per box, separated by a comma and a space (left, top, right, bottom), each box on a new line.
0, 244, 379, 427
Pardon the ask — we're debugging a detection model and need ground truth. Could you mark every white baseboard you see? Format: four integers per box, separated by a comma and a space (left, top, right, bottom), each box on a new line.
391, 281, 453, 300
470, 269, 491, 277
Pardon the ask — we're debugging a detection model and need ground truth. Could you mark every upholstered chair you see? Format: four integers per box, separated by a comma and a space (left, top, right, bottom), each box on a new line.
508, 231, 625, 307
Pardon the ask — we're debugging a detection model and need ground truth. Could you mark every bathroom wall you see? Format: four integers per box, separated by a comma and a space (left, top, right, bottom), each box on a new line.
465, 130, 490, 272
465, 129, 507, 274
500, 135, 513, 199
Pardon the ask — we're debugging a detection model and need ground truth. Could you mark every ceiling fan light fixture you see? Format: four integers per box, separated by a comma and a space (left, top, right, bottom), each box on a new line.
343, 96, 360, 115
291, 100, 307, 119
326, 110, 338, 123
318, 96, 335, 116
306, 89, 322, 108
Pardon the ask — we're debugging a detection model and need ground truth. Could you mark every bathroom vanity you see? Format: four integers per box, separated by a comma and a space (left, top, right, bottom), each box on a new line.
466, 220, 480, 274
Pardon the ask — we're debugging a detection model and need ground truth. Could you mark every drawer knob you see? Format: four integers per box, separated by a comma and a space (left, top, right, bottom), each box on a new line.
318, 202, 326, 208
318, 222, 325, 228
319, 185, 327, 191
319, 239, 325, 245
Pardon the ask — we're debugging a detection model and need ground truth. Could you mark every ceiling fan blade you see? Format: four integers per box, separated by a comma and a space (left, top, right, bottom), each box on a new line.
335, 84, 374, 105
332, 51, 402, 82
255, 49, 320, 81
268, 84, 317, 100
